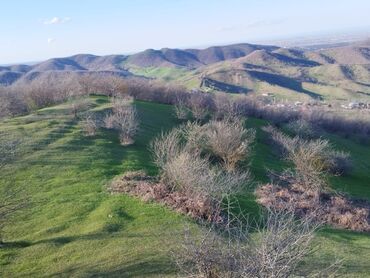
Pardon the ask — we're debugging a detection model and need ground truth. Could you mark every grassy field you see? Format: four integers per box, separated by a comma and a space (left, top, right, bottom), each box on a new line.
0, 96, 369, 277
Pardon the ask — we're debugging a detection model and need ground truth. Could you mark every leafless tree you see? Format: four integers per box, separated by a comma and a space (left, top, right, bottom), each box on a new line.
0, 90, 28, 118
188, 92, 209, 120
117, 106, 139, 145
150, 127, 184, 171
77, 74, 97, 95
81, 113, 98, 136
174, 96, 189, 120
174, 208, 339, 278
200, 118, 256, 171
286, 119, 316, 139
151, 125, 249, 205
213, 93, 240, 120
112, 95, 134, 113
102, 96, 139, 145
96, 74, 128, 96
70, 98, 93, 119
263, 126, 352, 199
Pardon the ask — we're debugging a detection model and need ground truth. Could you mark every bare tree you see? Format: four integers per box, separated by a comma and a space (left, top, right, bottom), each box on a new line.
81, 113, 98, 136
70, 98, 93, 119
188, 92, 209, 120
174, 96, 189, 120
213, 93, 240, 120
174, 208, 338, 278
97, 74, 128, 96
151, 125, 249, 205
200, 118, 256, 171
102, 96, 139, 145
150, 127, 184, 171
264, 126, 333, 196
0, 90, 28, 118
117, 106, 139, 145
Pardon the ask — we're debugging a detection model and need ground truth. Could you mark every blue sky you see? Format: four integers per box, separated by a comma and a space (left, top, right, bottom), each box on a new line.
1, 0, 370, 64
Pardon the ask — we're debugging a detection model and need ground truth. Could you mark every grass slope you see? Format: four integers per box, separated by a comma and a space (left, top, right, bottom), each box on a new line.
0, 96, 369, 277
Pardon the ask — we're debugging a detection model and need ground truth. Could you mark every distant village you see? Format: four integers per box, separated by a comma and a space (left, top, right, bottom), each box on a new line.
260, 92, 370, 111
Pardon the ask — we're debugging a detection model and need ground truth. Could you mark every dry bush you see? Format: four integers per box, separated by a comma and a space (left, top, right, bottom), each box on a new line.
150, 126, 249, 206
173, 209, 337, 278
213, 93, 240, 120
0, 90, 28, 118
180, 118, 256, 171
102, 96, 139, 145
285, 138, 331, 193
263, 126, 352, 194
188, 92, 210, 120
173, 95, 189, 120
200, 118, 256, 171
103, 113, 116, 129
70, 98, 93, 119
116, 106, 139, 145
81, 113, 98, 136
256, 183, 370, 232
286, 118, 317, 138
78, 73, 128, 96
325, 150, 353, 176
150, 128, 184, 170
164, 150, 248, 199
112, 95, 134, 113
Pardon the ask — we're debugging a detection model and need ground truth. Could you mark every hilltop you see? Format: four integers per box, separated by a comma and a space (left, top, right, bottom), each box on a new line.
1, 40, 370, 102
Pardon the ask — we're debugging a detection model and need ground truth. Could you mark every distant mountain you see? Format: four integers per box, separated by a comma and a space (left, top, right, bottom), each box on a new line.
125, 43, 279, 68
1, 40, 369, 102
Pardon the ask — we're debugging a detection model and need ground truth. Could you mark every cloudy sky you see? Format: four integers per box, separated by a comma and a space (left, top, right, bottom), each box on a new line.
1, 0, 370, 64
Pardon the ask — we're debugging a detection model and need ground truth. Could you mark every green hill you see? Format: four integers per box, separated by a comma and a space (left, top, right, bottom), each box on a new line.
0, 96, 369, 277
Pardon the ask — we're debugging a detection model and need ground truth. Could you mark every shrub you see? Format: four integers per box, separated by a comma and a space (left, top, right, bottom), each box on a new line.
173, 209, 336, 278
103, 113, 116, 129
0, 90, 28, 118
70, 98, 93, 119
116, 106, 139, 146
102, 96, 139, 145
188, 92, 210, 120
81, 113, 98, 136
173, 97, 189, 120
151, 126, 249, 203
286, 118, 316, 138
325, 150, 353, 176
200, 118, 256, 171
263, 126, 333, 194
151, 128, 184, 171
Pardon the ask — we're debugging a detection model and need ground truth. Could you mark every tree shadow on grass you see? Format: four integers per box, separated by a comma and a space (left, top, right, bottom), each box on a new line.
87, 256, 176, 278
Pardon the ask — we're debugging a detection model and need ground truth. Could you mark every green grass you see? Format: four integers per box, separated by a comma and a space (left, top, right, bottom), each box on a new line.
0, 96, 369, 277
126, 66, 200, 89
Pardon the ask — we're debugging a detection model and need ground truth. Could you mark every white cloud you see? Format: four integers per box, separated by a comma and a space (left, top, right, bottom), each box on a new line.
43, 17, 71, 25
47, 38, 55, 44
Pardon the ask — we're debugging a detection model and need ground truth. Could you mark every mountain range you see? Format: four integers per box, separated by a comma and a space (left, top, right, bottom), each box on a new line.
1, 39, 370, 102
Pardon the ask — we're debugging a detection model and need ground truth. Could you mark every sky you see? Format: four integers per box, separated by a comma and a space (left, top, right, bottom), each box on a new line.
1, 0, 370, 64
